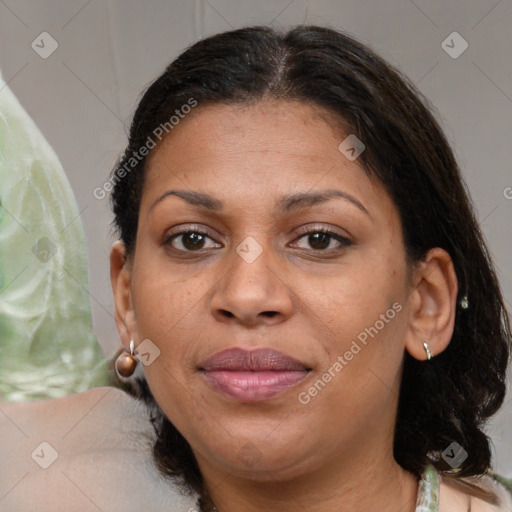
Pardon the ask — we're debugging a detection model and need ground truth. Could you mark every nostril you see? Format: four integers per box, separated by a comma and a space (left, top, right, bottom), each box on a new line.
218, 310, 278, 319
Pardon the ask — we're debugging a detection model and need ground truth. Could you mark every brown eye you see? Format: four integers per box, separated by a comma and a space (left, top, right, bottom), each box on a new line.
164, 230, 221, 252
293, 228, 352, 252
305, 232, 331, 250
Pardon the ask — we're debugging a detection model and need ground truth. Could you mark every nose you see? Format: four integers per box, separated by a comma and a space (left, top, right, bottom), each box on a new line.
209, 240, 295, 328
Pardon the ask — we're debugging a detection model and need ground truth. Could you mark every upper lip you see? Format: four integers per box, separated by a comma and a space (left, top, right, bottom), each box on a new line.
200, 347, 310, 372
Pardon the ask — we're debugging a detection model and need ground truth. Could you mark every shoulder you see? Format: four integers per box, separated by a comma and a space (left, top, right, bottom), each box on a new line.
0, 386, 150, 447
439, 473, 512, 512
0, 387, 197, 511
1, 385, 141, 420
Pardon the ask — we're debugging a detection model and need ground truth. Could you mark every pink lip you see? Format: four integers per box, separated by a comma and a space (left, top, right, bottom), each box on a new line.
200, 348, 311, 402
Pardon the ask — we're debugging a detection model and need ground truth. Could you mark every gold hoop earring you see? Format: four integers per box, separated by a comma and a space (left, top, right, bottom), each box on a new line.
423, 341, 434, 361
115, 339, 138, 377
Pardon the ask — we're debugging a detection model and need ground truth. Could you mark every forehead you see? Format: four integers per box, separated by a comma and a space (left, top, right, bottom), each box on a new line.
141, 100, 395, 222
147, 99, 350, 164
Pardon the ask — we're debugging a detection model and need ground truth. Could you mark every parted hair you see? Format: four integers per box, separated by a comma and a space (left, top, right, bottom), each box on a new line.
110, 25, 511, 511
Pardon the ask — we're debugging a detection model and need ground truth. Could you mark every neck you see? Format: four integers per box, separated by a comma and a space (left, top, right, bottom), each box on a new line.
199, 443, 419, 512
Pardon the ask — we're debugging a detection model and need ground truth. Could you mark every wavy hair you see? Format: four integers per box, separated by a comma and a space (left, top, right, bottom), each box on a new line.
110, 25, 511, 511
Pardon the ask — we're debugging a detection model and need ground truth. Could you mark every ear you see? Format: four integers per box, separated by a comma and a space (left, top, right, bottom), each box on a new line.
404, 248, 458, 361
110, 241, 137, 351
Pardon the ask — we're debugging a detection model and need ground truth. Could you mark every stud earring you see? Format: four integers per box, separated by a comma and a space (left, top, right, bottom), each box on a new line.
423, 341, 434, 361
115, 339, 138, 377
459, 295, 469, 309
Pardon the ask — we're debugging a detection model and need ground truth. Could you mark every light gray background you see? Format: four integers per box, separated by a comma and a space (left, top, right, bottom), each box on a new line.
0, 0, 511, 474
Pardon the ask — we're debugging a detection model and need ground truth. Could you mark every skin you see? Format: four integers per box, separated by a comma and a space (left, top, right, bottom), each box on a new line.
1, 389, 507, 511
0, 387, 199, 511
110, 99, 459, 512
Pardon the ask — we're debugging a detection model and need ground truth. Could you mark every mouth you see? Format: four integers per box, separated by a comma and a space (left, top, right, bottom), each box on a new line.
199, 347, 311, 403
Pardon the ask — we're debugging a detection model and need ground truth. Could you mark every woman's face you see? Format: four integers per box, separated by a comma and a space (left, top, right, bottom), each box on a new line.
116, 100, 419, 480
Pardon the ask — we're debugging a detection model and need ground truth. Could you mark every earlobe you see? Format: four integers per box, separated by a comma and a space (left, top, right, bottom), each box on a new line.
110, 241, 137, 349
404, 248, 458, 361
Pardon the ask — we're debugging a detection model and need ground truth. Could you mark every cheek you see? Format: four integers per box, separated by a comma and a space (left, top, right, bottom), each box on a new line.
296, 251, 408, 403
132, 244, 206, 333
304, 259, 404, 345
130, 261, 207, 372
294, 294, 407, 443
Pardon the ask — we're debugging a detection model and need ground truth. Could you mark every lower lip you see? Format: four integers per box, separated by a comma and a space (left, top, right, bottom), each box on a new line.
202, 370, 309, 402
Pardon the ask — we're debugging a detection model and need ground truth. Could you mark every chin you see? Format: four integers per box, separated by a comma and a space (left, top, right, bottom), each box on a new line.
191, 421, 320, 479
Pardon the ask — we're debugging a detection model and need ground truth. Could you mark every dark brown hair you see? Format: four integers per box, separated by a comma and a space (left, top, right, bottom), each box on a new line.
110, 25, 511, 511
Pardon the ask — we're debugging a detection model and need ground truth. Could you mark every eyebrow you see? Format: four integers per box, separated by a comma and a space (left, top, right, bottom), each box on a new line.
149, 189, 370, 216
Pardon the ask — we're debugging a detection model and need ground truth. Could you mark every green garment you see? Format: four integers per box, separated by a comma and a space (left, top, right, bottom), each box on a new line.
416, 465, 441, 511
0, 71, 114, 402
416, 465, 512, 511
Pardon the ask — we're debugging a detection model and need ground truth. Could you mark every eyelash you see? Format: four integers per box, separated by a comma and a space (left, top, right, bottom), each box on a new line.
163, 224, 352, 255
293, 226, 353, 252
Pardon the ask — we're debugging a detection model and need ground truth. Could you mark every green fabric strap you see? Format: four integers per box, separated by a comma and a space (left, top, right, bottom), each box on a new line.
416, 465, 440, 512
490, 473, 512, 494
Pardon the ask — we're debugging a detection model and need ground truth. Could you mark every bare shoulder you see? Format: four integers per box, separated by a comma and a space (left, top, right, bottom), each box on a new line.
1, 385, 144, 420
0, 386, 151, 451
440, 473, 512, 512
0, 387, 197, 511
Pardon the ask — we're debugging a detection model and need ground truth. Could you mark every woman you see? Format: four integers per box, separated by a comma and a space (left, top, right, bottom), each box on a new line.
108, 24, 512, 511
2, 24, 511, 511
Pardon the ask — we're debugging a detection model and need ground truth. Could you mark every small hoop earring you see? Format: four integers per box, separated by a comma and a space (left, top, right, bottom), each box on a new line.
423, 341, 434, 361
115, 339, 138, 377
